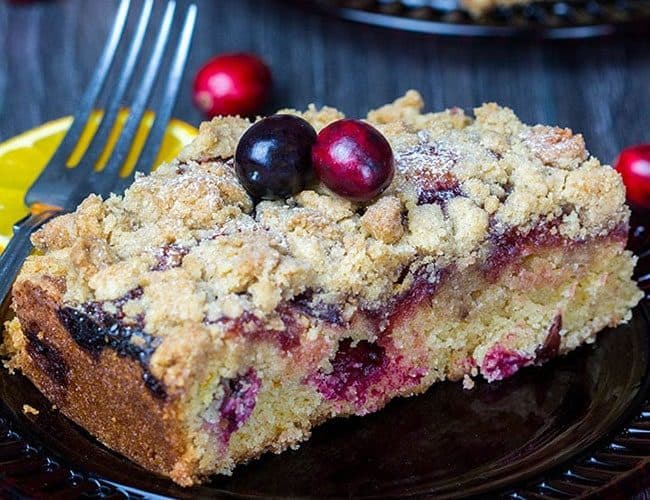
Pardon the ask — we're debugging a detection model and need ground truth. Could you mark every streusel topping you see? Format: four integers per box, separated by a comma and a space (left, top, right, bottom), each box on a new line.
22, 90, 628, 374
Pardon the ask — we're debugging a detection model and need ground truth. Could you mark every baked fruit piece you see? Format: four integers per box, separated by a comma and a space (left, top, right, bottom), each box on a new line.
3, 90, 642, 486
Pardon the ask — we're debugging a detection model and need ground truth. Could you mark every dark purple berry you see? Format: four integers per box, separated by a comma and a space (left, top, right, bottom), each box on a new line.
219, 369, 261, 441
308, 338, 387, 404
312, 119, 395, 202
235, 115, 317, 200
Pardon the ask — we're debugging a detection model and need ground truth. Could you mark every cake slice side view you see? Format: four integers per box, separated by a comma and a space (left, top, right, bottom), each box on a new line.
3, 91, 643, 486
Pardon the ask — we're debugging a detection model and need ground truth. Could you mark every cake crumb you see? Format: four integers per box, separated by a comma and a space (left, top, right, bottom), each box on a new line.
51, 404, 58, 410
462, 375, 475, 390
361, 195, 404, 244
22, 404, 39, 416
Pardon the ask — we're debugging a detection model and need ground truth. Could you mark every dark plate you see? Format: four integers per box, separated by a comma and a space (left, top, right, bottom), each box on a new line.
0, 212, 648, 499
293, 0, 650, 39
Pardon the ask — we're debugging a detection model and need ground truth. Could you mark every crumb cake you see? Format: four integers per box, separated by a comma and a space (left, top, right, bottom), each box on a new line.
2, 90, 642, 486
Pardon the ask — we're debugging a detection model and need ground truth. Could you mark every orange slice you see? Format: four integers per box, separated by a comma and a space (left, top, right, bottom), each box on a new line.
0, 111, 197, 252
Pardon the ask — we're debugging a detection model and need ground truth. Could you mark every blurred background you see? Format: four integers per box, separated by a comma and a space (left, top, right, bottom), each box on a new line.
0, 0, 648, 163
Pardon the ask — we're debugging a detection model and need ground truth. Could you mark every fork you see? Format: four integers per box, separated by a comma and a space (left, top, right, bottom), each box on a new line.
0, 0, 197, 303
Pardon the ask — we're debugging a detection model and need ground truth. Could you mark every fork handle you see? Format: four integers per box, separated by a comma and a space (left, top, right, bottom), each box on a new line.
0, 210, 64, 304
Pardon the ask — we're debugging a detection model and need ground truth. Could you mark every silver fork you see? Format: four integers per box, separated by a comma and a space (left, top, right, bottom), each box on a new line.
0, 0, 197, 302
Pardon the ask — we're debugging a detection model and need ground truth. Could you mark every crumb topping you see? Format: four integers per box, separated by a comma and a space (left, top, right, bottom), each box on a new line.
20, 90, 630, 383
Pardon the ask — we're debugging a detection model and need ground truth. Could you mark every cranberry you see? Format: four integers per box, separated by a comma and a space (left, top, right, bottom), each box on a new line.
309, 338, 387, 404
219, 369, 261, 441
57, 288, 165, 398
312, 119, 395, 202
235, 115, 316, 200
615, 144, 650, 210
193, 53, 272, 118
481, 345, 533, 382
25, 326, 69, 388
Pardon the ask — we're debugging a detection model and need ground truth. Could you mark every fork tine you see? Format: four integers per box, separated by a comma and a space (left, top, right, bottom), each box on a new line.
73, 0, 154, 176
24, 0, 131, 207
90, 1, 177, 197
114, 4, 198, 194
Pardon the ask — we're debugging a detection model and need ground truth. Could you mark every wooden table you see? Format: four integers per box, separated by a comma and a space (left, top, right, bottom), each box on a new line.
0, 0, 648, 165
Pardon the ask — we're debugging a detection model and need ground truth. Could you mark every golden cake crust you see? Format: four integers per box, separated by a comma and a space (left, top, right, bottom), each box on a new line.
4, 280, 197, 485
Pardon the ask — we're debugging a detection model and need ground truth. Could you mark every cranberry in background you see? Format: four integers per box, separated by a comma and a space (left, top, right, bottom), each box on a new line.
193, 53, 272, 118
615, 144, 650, 210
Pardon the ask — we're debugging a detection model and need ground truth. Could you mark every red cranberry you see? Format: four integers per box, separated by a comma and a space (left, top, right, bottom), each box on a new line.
481, 345, 533, 382
193, 53, 272, 118
309, 338, 387, 404
235, 115, 316, 200
312, 119, 395, 202
615, 144, 650, 210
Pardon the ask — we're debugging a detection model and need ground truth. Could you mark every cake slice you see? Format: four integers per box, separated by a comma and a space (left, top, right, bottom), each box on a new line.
2, 91, 642, 486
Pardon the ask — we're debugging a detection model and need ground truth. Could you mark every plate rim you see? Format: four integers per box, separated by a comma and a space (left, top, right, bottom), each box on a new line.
290, 0, 650, 39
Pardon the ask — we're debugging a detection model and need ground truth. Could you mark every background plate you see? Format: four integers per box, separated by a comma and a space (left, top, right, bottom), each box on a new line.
294, 0, 650, 38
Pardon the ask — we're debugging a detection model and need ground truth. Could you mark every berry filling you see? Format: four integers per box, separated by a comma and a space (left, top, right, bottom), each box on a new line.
309, 338, 388, 406
481, 344, 534, 382
484, 219, 628, 281
307, 337, 427, 412
365, 265, 447, 334
217, 369, 261, 443
535, 314, 562, 363
152, 244, 190, 271
24, 321, 69, 388
390, 266, 447, 327
217, 305, 304, 352
485, 220, 563, 280
416, 171, 463, 207
57, 288, 165, 398
290, 290, 345, 326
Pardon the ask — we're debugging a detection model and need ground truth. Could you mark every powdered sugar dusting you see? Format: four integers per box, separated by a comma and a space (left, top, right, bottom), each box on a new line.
396, 139, 463, 205
396, 140, 459, 179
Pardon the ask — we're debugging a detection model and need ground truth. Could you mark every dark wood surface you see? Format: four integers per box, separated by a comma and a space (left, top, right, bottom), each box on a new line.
0, 0, 649, 165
